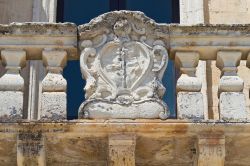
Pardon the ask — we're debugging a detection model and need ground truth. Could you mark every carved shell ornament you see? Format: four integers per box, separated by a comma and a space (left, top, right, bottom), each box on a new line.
78, 11, 169, 119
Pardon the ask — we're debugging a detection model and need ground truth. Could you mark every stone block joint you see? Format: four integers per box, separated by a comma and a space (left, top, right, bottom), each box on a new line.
175, 51, 204, 120
40, 49, 67, 121
0, 49, 26, 121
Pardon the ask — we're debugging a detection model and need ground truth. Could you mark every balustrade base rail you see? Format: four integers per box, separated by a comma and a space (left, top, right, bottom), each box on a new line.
0, 120, 247, 165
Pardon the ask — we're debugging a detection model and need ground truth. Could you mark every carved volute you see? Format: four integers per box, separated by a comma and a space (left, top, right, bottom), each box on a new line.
78, 11, 169, 119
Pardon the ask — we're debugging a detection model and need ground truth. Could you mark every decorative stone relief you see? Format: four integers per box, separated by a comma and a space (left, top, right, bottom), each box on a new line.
216, 51, 247, 121
0, 49, 26, 121
78, 11, 169, 119
40, 49, 67, 120
175, 51, 204, 120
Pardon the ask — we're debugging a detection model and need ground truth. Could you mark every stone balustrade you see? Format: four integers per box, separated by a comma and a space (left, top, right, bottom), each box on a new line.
0, 10, 250, 166
0, 49, 26, 121
0, 12, 249, 123
0, 23, 77, 121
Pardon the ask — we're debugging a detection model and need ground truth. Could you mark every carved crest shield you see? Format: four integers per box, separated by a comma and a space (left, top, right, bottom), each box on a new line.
78, 11, 169, 119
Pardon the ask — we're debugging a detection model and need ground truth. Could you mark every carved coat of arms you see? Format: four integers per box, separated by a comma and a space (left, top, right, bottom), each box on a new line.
78, 11, 169, 119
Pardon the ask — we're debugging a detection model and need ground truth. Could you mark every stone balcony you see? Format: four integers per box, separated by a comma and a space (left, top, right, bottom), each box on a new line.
0, 11, 250, 166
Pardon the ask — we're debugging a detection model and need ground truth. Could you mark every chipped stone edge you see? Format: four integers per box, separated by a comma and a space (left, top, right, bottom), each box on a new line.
0, 22, 77, 35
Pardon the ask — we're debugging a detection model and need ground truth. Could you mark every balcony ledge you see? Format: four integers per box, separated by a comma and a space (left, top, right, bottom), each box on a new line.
0, 22, 77, 60
0, 120, 249, 165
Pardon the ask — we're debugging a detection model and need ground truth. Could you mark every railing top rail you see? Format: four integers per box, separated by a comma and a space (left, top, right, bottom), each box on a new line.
1, 11, 250, 60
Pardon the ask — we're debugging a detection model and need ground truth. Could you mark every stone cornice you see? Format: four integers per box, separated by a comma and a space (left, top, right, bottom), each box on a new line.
1, 20, 250, 61
78, 10, 169, 43
169, 24, 250, 60
0, 22, 76, 35
0, 22, 77, 60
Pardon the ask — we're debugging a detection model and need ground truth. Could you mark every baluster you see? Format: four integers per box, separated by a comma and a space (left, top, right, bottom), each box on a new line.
216, 51, 247, 121
0, 49, 26, 121
40, 49, 67, 120
175, 51, 204, 120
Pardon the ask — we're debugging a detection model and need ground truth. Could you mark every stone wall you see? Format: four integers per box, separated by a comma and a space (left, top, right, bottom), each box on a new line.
0, 0, 33, 24
208, 0, 250, 24
180, 0, 250, 120
0, 1, 250, 165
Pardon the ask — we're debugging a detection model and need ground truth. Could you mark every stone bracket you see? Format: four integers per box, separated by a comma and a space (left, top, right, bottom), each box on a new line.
177, 92, 204, 120
195, 134, 225, 166
108, 133, 136, 166
0, 49, 26, 121
17, 131, 46, 166
216, 51, 246, 121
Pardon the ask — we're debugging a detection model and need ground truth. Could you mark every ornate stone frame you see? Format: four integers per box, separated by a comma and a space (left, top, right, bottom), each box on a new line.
78, 11, 170, 119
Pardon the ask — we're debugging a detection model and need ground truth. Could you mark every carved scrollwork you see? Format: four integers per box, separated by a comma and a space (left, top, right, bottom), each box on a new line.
78, 11, 169, 119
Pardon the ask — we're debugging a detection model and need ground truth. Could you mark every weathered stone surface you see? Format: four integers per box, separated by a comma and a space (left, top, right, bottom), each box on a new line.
41, 50, 67, 92
180, 0, 250, 25
169, 24, 250, 61
0, 23, 77, 60
108, 133, 136, 166
177, 92, 204, 120
1, 7, 250, 166
179, 0, 250, 123
0, 72, 24, 91
28, 0, 58, 121
176, 74, 202, 92
0, 121, 249, 165
0, 91, 23, 121
208, 0, 250, 24
219, 75, 244, 93
0, 135, 17, 166
78, 11, 169, 119
32, 0, 57, 22
196, 60, 208, 120
0, 22, 76, 35
206, 60, 220, 120
0, 50, 26, 91
17, 131, 45, 166
46, 136, 107, 166
196, 134, 225, 166
40, 92, 66, 120
175, 52, 202, 92
40, 50, 67, 121
217, 51, 244, 92
219, 92, 247, 121
136, 136, 195, 166
81, 99, 167, 119
41, 72, 66, 92
225, 135, 250, 166
180, 0, 204, 24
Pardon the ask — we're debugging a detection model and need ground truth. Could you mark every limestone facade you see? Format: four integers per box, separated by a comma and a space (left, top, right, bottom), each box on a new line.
0, 0, 250, 166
